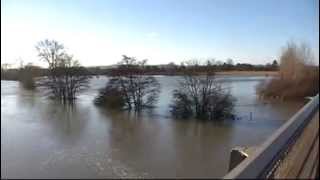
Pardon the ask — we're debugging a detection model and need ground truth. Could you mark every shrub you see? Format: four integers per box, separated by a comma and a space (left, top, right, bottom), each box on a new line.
94, 55, 160, 111
170, 60, 235, 121
94, 81, 125, 109
257, 42, 319, 100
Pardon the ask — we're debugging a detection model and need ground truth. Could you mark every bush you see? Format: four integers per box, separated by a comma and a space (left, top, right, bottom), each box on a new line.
94, 56, 161, 111
170, 90, 193, 119
257, 42, 319, 100
257, 67, 319, 99
170, 61, 235, 121
94, 82, 125, 109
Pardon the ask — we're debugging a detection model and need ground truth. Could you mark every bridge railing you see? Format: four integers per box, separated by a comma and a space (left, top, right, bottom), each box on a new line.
224, 94, 319, 179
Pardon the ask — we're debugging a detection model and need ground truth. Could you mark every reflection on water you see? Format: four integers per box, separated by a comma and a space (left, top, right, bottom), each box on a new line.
1, 76, 304, 178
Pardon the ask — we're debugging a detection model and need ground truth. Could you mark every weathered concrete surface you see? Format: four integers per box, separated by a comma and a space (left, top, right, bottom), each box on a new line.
228, 146, 257, 172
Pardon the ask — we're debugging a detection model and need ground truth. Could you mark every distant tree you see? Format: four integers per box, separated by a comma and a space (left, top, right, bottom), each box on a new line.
166, 62, 177, 74
1, 63, 21, 80
215, 60, 223, 66
206, 58, 216, 66
18, 62, 40, 90
226, 58, 234, 66
168, 62, 176, 66
204, 58, 216, 71
170, 60, 235, 120
1, 63, 11, 70
272, 60, 278, 67
179, 62, 186, 70
94, 55, 160, 111
1, 64, 10, 78
36, 39, 91, 102
264, 60, 279, 71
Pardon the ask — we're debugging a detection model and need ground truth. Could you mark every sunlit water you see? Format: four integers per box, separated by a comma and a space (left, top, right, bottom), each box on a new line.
1, 76, 304, 178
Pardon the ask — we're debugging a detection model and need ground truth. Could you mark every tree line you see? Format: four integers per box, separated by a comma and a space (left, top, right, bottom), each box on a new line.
1, 39, 236, 121
1, 58, 279, 80
1, 39, 318, 120
86, 59, 279, 76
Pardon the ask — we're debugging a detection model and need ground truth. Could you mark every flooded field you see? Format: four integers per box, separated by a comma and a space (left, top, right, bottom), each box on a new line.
1, 76, 304, 178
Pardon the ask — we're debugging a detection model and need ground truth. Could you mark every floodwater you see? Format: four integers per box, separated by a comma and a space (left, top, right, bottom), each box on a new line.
1, 76, 304, 178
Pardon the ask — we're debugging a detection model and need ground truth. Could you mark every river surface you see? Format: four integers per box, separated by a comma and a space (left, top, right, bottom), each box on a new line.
1, 76, 304, 178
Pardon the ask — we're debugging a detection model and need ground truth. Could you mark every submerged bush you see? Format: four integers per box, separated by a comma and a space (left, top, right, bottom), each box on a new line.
170, 60, 235, 121
170, 90, 193, 119
94, 80, 125, 109
94, 55, 160, 111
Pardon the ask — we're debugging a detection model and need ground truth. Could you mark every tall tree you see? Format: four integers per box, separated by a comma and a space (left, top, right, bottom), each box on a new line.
36, 39, 91, 102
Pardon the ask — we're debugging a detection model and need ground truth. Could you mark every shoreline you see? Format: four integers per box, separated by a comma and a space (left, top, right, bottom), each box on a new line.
215, 71, 278, 76
1, 71, 279, 81
140, 70, 279, 76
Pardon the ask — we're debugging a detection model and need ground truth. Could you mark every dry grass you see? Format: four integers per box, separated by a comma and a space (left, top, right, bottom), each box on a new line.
257, 68, 318, 99
257, 42, 319, 100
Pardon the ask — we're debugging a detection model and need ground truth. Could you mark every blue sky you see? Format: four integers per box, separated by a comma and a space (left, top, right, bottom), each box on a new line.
1, 0, 319, 67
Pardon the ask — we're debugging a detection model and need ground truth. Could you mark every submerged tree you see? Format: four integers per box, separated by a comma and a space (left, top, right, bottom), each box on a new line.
170, 60, 235, 121
36, 39, 91, 102
94, 55, 160, 111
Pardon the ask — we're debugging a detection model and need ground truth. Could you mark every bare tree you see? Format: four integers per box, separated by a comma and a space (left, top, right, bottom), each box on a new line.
170, 60, 235, 121
36, 39, 91, 102
94, 55, 160, 111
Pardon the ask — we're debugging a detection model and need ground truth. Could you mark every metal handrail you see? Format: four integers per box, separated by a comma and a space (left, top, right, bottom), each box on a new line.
224, 94, 319, 179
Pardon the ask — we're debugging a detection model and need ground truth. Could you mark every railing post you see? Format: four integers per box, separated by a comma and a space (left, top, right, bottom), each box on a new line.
228, 146, 257, 172
228, 147, 248, 171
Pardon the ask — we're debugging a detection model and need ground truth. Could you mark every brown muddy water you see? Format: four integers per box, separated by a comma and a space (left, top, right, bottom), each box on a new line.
1, 76, 304, 178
